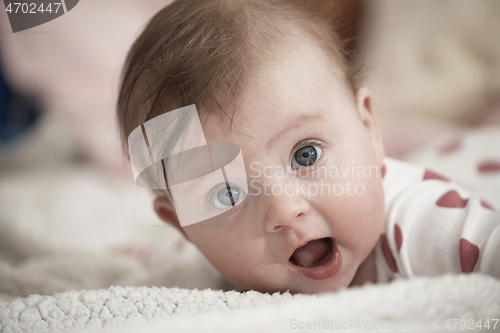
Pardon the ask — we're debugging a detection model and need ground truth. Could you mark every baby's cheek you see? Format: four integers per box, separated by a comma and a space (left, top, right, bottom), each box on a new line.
188, 229, 246, 266
331, 177, 384, 250
196, 233, 284, 292
355, 175, 385, 221
355, 179, 385, 245
209, 254, 268, 292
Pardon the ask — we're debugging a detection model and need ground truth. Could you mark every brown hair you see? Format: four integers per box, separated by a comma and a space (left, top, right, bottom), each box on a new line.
117, 0, 362, 193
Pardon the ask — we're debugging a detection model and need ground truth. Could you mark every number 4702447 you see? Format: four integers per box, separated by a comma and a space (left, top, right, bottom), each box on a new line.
5, 3, 62, 14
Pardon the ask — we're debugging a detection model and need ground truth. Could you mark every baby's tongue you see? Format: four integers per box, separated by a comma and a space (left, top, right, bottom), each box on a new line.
290, 238, 329, 267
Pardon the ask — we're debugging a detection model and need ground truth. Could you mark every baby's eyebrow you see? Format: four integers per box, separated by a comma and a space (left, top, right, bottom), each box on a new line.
266, 112, 324, 150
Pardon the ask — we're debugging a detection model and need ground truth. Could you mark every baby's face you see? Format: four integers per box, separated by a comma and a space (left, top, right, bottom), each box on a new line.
182, 41, 385, 294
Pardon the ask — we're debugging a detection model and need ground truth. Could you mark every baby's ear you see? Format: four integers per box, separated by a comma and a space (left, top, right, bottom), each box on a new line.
355, 87, 385, 165
153, 196, 190, 240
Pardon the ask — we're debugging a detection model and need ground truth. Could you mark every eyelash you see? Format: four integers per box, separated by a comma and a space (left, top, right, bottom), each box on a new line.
291, 139, 325, 167
206, 182, 243, 208
207, 183, 226, 207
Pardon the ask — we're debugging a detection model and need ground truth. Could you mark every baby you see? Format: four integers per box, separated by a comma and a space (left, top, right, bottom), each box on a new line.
117, 0, 500, 294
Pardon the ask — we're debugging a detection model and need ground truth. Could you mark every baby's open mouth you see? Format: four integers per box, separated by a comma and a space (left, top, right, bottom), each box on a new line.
288, 237, 342, 280
289, 237, 333, 268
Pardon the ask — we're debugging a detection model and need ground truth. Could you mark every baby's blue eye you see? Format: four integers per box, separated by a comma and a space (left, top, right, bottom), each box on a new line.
213, 186, 246, 209
292, 145, 323, 169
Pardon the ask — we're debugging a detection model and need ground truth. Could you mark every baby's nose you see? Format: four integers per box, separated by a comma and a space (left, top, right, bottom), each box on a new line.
262, 181, 310, 233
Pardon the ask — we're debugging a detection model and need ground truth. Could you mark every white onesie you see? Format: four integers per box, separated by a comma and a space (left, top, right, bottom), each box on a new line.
375, 128, 500, 283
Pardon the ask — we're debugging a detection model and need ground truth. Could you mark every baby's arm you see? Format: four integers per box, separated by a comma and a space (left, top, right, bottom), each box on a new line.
382, 158, 500, 279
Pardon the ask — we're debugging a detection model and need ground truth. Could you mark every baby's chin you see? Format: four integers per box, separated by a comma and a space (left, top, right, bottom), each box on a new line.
225, 273, 348, 295
286, 271, 357, 295
249, 264, 359, 295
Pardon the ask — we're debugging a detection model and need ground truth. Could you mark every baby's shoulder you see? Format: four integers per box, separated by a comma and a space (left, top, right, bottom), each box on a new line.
378, 157, 500, 280
381, 157, 454, 210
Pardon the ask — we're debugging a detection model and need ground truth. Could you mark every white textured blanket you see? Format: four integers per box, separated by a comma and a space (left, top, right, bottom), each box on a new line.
1, 273, 499, 333
1, 121, 500, 333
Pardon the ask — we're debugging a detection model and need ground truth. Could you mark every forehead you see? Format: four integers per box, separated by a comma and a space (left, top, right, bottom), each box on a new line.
202, 38, 351, 145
